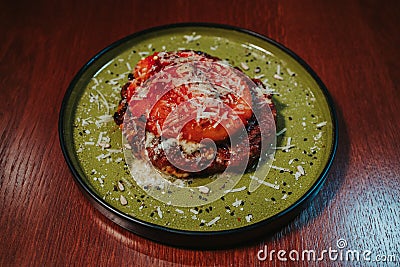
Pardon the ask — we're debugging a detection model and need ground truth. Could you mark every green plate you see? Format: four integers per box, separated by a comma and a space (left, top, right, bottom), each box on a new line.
59, 23, 337, 248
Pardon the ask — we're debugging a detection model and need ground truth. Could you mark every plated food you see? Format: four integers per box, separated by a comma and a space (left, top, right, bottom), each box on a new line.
59, 24, 337, 248
114, 50, 276, 178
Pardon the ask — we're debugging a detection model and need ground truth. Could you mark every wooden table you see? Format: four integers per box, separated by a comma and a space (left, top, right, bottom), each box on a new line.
1, 1, 399, 266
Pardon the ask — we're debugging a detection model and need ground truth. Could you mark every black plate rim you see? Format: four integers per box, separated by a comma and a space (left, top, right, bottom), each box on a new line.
58, 22, 338, 249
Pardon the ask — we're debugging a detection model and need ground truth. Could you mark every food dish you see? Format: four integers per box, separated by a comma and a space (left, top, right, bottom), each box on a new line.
59, 23, 337, 248
116, 50, 276, 178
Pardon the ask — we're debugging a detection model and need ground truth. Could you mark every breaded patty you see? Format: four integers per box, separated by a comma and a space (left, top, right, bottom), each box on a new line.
116, 51, 276, 178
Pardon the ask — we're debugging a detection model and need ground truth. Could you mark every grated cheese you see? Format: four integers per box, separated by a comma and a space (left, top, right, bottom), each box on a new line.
224, 186, 247, 194
190, 208, 199, 215
286, 68, 295, 76
273, 74, 284, 80
276, 128, 287, 136
183, 34, 202, 43
250, 175, 280, 190
96, 131, 105, 146
240, 62, 249, 70
274, 144, 295, 151
120, 195, 128, 206
245, 214, 253, 223
314, 132, 323, 140
206, 216, 220, 226
97, 114, 113, 123
276, 64, 281, 75
92, 77, 99, 86
156, 206, 163, 218
271, 165, 290, 172
93, 89, 110, 113
198, 186, 210, 194
284, 137, 292, 152
232, 199, 243, 207
138, 51, 149, 57
81, 117, 92, 126
117, 181, 125, 191
175, 208, 184, 214
99, 142, 111, 149
108, 75, 126, 85
297, 165, 305, 175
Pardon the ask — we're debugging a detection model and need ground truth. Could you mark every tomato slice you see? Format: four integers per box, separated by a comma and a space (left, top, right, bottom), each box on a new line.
145, 81, 253, 143
126, 52, 254, 142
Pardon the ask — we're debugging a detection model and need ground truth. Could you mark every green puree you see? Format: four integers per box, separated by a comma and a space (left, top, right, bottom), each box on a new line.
71, 27, 334, 231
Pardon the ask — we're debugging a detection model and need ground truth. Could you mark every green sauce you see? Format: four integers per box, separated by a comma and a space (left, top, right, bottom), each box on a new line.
71, 27, 334, 231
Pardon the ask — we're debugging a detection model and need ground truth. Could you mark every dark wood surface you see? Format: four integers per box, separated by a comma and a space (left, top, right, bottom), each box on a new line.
1, 0, 399, 266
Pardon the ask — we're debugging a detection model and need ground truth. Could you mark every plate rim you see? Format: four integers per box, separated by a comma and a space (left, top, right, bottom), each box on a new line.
58, 22, 338, 248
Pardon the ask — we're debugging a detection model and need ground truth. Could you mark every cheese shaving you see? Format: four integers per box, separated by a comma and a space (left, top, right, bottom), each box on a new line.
276, 128, 287, 136
273, 74, 284, 80
249, 175, 280, 190
156, 206, 163, 218
224, 186, 247, 194
206, 216, 220, 226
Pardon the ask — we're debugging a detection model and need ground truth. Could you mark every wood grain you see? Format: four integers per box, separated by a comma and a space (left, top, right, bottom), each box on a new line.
1, 0, 399, 266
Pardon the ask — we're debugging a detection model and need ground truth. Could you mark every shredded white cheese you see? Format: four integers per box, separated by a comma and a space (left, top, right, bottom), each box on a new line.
224, 186, 247, 194
274, 144, 295, 151
286, 68, 295, 76
245, 214, 253, 223
198, 186, 210, 194
314, 132, 323, 140
276, 128, 287, 136
271, 165, 290, 172
316, 121, 327, 128
120, 195, 127, 206
175, 208, 184, 214
276, 64, 281, 75
190, 208, 199, 215
250, 175, 280, 190
297, 165, 305, 175
240, 62, 249, 70
206, 216, 221, 226
232, 199, 243, 207
284, 137, 292, 152
138, 51, 149, 57
183, 34, 202, 43
156, 206, 163, 218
